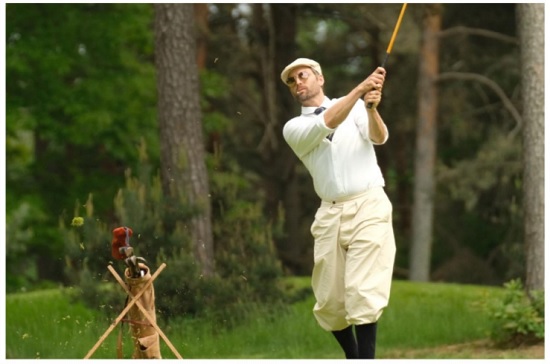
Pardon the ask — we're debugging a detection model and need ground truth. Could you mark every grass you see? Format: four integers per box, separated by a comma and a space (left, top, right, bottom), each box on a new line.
5, 287, 120, 359
378, 280, 498, 350
5, 278, 543, 359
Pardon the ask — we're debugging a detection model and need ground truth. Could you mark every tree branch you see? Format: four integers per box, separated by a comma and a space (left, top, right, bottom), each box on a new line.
439, 25, 518, 45
437, 71, 522, 138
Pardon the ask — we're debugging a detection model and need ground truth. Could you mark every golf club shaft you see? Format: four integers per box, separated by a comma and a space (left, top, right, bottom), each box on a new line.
367, 3, 408, 109
385, 3, 408, 56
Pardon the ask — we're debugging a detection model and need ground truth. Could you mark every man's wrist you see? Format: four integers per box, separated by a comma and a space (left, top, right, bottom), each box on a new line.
365, 102, 377, 111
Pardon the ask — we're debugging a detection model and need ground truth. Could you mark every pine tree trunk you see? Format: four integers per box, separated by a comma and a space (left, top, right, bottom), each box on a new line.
154, 4, 214, 277
254, 4, 309, 273
517, 3, 544, 292
409, 4, 441, 282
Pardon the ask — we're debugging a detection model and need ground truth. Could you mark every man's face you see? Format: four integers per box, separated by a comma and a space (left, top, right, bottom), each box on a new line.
286, 66, 324, 104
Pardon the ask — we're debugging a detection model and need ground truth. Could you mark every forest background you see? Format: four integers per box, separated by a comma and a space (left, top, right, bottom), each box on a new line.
5, 3, 544, 321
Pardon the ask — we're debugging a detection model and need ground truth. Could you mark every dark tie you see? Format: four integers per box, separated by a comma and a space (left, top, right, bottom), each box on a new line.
315, 107, 333, 140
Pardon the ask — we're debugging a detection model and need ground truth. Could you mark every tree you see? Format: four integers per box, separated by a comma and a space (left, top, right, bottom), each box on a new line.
154, 4, 214, 277
252, 4, 305, 272
409, 4, 442, 281
6, 4, 157, 287
429, 5, 522, 285
517, 3, 544, 292
408, 4, 523, 283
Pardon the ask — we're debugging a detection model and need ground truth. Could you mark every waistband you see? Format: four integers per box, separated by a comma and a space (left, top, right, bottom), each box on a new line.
321, 186, 383, 206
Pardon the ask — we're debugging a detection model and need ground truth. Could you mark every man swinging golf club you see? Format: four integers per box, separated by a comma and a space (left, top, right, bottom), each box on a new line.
280, 58, 396, 359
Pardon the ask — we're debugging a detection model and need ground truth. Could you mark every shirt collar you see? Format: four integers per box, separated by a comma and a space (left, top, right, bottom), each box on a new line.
301, 96, 331, 115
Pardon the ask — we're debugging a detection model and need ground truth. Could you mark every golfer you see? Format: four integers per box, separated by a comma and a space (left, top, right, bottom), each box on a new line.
281, 58, 396, 359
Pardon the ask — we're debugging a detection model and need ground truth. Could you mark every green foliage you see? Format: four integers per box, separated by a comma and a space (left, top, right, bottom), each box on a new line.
6, 4, 158, 288
483, 279, 544, 347
431, 4, 522, 284
435, 118, 523, 283
6, 200, 65, 292
61, 194, 112, 280
154, 152, 286, 322
6, 202, 38, 291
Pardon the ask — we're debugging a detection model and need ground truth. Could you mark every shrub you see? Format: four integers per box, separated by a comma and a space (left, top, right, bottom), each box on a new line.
485, 279, 544, 347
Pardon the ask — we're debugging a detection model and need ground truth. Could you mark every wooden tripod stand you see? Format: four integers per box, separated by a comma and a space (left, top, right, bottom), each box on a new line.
84, 262, 183, 359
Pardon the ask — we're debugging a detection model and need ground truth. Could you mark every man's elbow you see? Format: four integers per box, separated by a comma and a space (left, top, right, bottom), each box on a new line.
371, 132, 388, 145
370, 123, 389, 145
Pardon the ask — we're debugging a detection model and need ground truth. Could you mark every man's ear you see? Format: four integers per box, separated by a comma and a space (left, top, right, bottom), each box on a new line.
318, 74, 325, 87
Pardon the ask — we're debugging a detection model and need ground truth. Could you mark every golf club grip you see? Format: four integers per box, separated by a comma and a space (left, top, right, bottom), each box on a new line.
366, 56, 388, 109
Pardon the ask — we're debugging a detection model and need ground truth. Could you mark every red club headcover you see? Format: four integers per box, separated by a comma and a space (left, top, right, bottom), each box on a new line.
111, 226, 133, 260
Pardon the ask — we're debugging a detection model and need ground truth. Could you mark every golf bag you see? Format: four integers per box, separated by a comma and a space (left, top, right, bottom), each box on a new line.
112, 226, 161, 359
121, 262, 162, 359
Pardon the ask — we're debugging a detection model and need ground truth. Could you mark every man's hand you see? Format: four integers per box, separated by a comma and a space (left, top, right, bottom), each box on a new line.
359, 67, 386, 94
364, 89, 383, 109
361, 67, 386, 109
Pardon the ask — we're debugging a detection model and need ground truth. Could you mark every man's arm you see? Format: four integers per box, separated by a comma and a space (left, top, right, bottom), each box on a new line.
323, 67, 386, 130
362, 69, 388, 144
366, 107, 389, 145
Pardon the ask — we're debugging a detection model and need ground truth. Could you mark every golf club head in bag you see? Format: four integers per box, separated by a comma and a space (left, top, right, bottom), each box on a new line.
111, 226, 147, 278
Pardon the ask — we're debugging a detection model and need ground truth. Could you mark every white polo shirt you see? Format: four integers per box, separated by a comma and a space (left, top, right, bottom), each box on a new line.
283, 96, 387, 201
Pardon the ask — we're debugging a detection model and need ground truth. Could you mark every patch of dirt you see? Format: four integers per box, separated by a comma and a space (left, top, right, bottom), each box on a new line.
384, 339, 544, 359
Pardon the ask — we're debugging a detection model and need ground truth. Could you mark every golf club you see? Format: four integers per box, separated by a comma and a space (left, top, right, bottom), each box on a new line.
367, 3, 408, 109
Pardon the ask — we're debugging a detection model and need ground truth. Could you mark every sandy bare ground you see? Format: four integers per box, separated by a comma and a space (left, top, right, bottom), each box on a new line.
384, 339, 544, 359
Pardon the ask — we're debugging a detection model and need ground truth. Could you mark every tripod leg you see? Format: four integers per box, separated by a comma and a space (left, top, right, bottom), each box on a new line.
83, 263, 166, 359
111, 263, 183, 359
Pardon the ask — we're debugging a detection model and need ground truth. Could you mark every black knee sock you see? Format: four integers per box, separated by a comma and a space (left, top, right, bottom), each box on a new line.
355, 322, 377, 359
331, 326, 358, 359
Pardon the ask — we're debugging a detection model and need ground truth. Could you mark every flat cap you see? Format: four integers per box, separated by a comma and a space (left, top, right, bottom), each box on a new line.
280, 58, 322, 85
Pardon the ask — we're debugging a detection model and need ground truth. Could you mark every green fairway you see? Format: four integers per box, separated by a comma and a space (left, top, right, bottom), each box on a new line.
6, 278, 508, 359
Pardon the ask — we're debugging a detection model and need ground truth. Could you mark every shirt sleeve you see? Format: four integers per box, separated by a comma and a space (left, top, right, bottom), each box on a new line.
283, 115, 334, 159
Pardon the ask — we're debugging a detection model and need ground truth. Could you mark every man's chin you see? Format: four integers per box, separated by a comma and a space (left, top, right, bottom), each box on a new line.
294, 93, 310, 103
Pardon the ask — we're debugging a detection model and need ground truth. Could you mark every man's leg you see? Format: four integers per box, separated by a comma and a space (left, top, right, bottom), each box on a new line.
355, 322, 377, 359
341, 188, 395, 360
331, 325, 358, 359
311, 203, 349, 335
